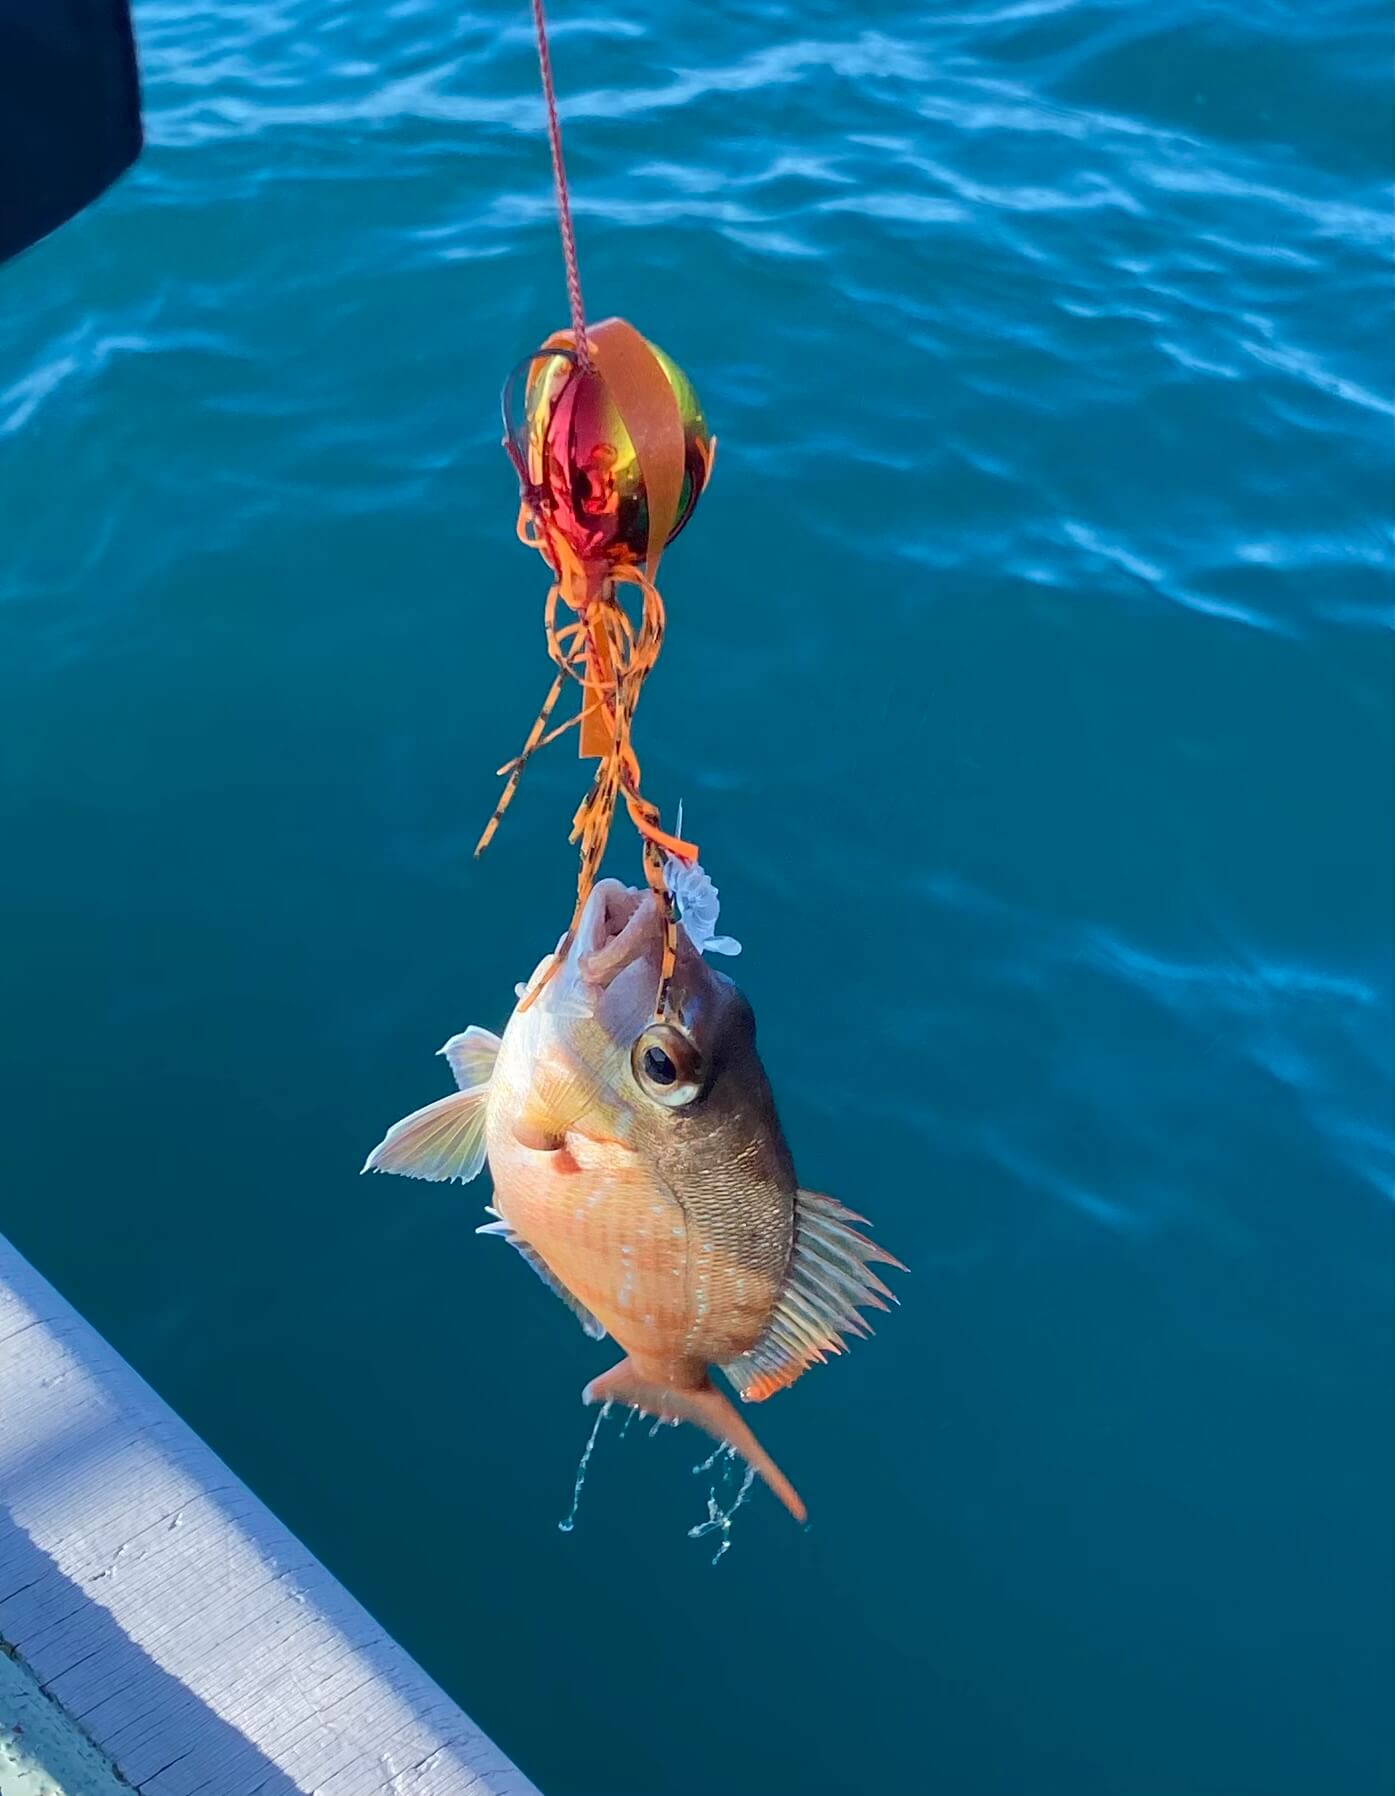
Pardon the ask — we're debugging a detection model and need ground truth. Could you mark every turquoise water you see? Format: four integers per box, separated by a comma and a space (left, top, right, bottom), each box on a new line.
1, 3, 1390, 1793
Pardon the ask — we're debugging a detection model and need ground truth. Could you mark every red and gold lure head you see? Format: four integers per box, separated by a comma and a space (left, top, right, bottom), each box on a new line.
487, 318, 709, 1020
502, 323, 713, 571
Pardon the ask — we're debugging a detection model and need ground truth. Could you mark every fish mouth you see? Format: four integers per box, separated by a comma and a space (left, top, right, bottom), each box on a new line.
574, 878, 658, 987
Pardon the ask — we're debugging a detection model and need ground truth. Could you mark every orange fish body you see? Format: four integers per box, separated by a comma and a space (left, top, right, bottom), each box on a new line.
484, 1128, 777, 1383
366, 877, 901, 1523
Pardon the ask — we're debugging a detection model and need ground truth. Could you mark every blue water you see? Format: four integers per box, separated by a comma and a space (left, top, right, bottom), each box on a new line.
2, 4, 1390, 1793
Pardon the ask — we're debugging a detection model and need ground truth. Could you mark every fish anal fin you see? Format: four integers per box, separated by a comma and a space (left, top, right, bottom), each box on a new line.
582, 1358, 806, 1525
477, 1220, 606, 1340
438, 1025, 502, 1092
724, 1188, 905, 1404
362, 1086, 488, 1184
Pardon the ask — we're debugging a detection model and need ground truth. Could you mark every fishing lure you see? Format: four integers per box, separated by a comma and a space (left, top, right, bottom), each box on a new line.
472, 1, 713, 1020
477, 320, 714, 1018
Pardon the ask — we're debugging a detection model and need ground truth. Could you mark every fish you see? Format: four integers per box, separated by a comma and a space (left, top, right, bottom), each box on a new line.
363, 874, 902, 1523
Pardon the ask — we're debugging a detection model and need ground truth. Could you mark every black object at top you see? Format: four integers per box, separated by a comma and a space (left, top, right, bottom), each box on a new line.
0, 1, 142, 268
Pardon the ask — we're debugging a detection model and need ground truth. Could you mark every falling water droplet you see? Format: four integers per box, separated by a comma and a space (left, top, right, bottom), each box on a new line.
688, 1458, 757, 1564
558, 1401, 611, 1534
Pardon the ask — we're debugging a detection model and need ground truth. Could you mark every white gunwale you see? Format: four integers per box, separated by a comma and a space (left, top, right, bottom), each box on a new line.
0, 1232, 541, 1796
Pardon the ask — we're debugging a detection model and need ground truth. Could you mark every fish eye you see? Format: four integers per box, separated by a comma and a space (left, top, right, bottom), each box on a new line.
631, 1023, 704, 1108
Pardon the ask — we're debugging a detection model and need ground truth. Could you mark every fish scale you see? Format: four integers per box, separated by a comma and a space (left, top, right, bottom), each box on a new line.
677, 1158, 791, 1366
489, 1134, 694, 1364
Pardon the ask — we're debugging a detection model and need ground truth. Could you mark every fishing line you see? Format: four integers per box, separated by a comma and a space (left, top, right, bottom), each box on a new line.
529, 0, 590, 367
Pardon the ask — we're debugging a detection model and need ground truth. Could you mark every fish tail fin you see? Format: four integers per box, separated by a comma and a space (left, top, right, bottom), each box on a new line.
582, 1358, 807, 1525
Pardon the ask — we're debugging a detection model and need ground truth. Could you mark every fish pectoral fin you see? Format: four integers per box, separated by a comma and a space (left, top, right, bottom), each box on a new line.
476, 1221, 606, 1340
582, 1359, 806, 1525
362, 1086, 488, 1183
437, 1025, 502, 1092
724, 1188, 906, 1404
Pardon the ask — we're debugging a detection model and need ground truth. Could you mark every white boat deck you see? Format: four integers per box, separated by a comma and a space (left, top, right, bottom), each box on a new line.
0, 1234, 541, 1796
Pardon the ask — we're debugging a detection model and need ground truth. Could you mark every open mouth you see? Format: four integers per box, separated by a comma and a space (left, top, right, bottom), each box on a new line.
577, 879, 654, 984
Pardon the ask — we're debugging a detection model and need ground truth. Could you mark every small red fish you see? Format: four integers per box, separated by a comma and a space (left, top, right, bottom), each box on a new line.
365, 877, 903, 1522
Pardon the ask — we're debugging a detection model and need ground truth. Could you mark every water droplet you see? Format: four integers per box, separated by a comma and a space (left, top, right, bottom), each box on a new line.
558, 1401, 611, 1534
688, 1459, 757, 1565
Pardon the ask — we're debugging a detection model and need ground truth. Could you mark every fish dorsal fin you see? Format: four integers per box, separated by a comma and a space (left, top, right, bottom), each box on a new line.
477, 1219, 606, 1340
438, 1025, 502, 1092
723, 1190, 905, 1403
362, 1086, 488, 1184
